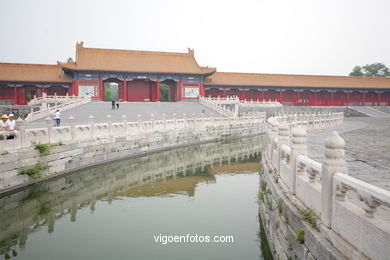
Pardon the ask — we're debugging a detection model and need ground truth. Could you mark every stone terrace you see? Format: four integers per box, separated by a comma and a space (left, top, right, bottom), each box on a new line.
25, 101, 219, 128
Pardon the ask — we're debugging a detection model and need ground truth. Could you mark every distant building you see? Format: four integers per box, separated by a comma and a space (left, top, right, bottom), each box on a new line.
1, 42, 389, 105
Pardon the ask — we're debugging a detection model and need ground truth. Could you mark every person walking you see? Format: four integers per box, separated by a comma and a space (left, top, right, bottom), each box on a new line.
116, 99, 120, 109
111, 100, 115, 110
53, 110, 61, 127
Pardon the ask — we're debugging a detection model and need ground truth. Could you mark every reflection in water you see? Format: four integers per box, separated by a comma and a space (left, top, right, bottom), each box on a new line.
0, 136, 266, 260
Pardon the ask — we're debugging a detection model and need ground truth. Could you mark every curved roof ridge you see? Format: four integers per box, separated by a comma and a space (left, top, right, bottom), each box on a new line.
206, 71, 390, 89
0, 62, 60, 67
79, 45, 193, 57
215, 71, 390, 79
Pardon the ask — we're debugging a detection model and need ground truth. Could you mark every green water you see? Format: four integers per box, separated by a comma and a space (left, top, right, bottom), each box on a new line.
0, 136, 271, 260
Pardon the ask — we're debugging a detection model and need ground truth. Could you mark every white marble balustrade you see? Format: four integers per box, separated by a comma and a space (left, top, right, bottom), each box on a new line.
264, 112, 390, 260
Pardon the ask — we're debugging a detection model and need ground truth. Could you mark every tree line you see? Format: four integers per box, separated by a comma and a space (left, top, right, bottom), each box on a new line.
349, 63, 390, 77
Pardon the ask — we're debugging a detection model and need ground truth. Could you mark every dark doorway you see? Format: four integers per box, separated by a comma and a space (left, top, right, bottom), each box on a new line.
160, 83, 169, 102
160, 80, 177, 102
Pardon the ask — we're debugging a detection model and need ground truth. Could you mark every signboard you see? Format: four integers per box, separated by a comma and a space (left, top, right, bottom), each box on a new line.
79, 85, 96, 97
184, 87, 199, 98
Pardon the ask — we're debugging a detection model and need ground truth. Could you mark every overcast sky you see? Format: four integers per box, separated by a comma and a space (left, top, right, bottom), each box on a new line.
0, 0, 389, 76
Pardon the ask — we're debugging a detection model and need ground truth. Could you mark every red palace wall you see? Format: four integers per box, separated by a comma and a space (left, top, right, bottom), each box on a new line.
204, 88, 390, 106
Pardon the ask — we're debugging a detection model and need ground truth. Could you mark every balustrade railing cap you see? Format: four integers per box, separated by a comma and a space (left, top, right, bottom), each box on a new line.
325, 131, 345, 149
278, 122, 289, 131
292, 125, 306, 137
270, 118, 279, 127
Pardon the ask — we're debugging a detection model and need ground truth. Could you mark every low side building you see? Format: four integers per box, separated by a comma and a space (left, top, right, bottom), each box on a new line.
204, 72, 390, 106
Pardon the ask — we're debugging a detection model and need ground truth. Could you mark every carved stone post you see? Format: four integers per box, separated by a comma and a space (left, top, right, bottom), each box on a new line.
137, 114, 142, 134
192, 113, 196, 129
321, 131, 348, 228
46, 117, 53, 143
162, 113, 166, 131
106, 115, 112, 136
88, 115, 95, 138
291, 125, 307, 193
121, 115, 127, 136
277, 122, 289, 174
16, 118, 26, 148
202, 112, 205, 129
69, 116, 75, 141
182, 113, 186, 128
172, 113, 177, 129
150, 113, 154, 130
269, 119, 279, 160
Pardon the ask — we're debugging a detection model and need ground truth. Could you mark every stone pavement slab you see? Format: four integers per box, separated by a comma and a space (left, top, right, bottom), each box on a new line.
307, 117, 390, 191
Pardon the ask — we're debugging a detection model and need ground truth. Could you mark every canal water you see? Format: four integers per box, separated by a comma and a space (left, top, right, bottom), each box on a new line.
0, 136, 270, 260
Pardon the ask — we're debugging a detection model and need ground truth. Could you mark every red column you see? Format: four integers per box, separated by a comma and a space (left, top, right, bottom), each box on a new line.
199, 83, 205, 97
98, 78, 104, 100
238, 90, 244, 100
72, 80, 79, 96
346, 92, 349, 106
313, 91, 317, 106
13, 85, 18, 105
362, 92, 366, 106
69, 82, 73, 96
387, 93, 390, 106
296, 89, 300, 106
156, 79, 160, 101
42, 87, 46, 94
123, 78, 127, 101
377, 92, 380, 106
357, 92, 360, 106
178, 80, 182, 101
330, 91, 334, 106
221, 89, 227, 98
279, 90, 283, 104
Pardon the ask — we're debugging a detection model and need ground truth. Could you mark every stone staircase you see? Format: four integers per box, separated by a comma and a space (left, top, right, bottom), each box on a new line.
348, 106, 390, 118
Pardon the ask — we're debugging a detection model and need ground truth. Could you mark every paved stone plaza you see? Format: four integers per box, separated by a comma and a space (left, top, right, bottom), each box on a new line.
307, 117, 390, 191
25, 101, 218, 128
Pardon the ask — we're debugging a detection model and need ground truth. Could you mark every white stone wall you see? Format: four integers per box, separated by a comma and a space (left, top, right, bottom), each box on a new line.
0, 113, 266, 193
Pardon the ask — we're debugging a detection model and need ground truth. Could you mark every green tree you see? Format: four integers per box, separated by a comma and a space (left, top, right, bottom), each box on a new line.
349, 66, 363, 76
349, 63, 390, 77
160, 84, 169, 101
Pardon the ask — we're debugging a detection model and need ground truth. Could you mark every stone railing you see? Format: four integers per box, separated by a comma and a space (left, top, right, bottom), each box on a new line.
199, 96, 238, 117
202, 95, 240, 104
24, 95, 91, 121
201, 96, 282, 107
264, 112, 390, 259
27, 93, 86, 106
200, 96, 283, 117
1, 112, 266, 153
239, 99, 282, 107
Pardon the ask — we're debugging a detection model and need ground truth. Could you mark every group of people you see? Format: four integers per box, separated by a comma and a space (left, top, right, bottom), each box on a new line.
0, 114, 18, 140
111, 100, 120, 110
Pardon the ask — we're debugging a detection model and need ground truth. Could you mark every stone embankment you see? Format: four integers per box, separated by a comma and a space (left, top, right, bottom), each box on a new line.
0, 113, 265, 193
260, 112, 390, 260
